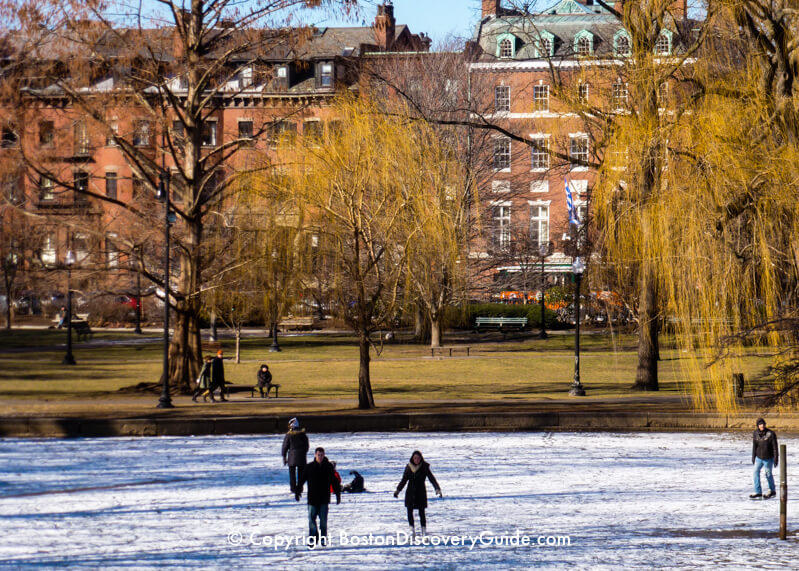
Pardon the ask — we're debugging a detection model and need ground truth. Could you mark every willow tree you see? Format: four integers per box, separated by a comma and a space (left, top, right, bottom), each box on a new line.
621, 0, 799, 411
278, 96, 459, 408
0, 0, 353, 392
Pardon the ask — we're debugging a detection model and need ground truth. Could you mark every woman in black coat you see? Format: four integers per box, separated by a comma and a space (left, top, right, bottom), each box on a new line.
394, 450, 442, 536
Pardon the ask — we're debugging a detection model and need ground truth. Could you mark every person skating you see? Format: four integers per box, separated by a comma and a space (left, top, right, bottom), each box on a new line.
751, 418, 779, 499
282, 417, 309, 494
394, 450, 442, 537
342, 470, 365, 493
191, 355, 213, 402
295, 447, 341, 547
208, 349, 228, 402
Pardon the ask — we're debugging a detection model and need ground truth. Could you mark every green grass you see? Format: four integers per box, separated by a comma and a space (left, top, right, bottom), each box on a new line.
0, 329, 777, 404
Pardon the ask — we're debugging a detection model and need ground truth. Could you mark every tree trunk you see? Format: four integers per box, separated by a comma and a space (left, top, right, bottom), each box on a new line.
358, 331, 375, 409
235, 326, 241, 364
430, 313, 442, 348
210, 310, 217, 341
414, 304, 424, 340
167, 309, 202, 394
632, 267, 659, 391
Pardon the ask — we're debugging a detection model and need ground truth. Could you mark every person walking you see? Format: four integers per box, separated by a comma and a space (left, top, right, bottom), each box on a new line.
394, 450, 442, 537
751, 418, 779, 499
256, 364, 274, 398
295, 447, 341, 546
191, 355, 214, 402
208, 349, 228, 402
282, 417, 309, 494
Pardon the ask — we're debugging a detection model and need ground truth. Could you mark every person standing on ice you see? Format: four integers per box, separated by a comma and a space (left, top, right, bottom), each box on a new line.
394, 450, 442, 537
282, 417, 309, 494
295, 446, 341, 547
751, 418, 779, 499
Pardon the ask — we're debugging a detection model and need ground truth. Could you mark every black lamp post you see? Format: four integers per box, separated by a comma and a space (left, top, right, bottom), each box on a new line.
538, 242, 550, 339
62, 250, 76, 365
569, 256, 586, 396
133, 245, 142, 335
156, 171, 173, 408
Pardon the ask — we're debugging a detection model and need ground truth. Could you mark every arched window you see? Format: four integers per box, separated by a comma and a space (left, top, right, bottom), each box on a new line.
655, 33, 670, 55
574, 31, 593, 57
499, 38, 513, 58
616, 35, 630, 57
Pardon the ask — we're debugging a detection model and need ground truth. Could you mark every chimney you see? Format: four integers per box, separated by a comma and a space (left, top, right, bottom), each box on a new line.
482, 0, 499, 18
374, 1, 396, 51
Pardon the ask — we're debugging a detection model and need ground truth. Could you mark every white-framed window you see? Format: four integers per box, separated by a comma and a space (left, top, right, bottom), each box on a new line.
74, 121, 88, 155
538, 37, 552, 58
533, 83, 549, 112
238, 120, 254, 145
492, 180, 511, 193
492, 202, 512, 249
39, 176, 55, 201
106, 119, 118, 146
493, 137, 511, 171
133, 120, 150, 147
578, 83, 589, 104
277, 66, 287, 79
570, 134, 589, 171
529, 202, 550, 248
499, 38, 513, 58
615, 31, 631, 57
73, 232, 90, 264
106, 233, 120, 269
320, 63, 334, 87
575, 31, 593, 57
613, 79, 628, 110
659, 82, 669, 106
202, 120, 217, 147
530, 134, 550, 171
495, 85, 510, 113
41, 233, 56, 266
655, 33, 671, 55
531, 180, 549, 194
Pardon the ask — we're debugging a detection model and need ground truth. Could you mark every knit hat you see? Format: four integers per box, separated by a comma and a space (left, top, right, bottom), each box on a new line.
756, 418, 766, 427
289, 417, 299, 429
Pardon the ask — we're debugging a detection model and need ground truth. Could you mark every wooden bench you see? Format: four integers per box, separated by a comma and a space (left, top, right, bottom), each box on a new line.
223, 383, 281, 398
279, 316, 315, 332
431, 346, 471, 357
474, 316, 528, 332
72, 320, 93, 341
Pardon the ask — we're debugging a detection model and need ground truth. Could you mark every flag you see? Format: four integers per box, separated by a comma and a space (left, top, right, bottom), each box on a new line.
564, 178, 581, 226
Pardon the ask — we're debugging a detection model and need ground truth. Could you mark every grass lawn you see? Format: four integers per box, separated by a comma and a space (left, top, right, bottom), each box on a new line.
0, 329, 776, 408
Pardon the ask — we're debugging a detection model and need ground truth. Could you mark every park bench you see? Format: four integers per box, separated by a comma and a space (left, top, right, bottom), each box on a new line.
279, 316, 315, 332
431, 346, 472, 358
223, 382, 281, 399
474, 316, 528, 333
72, 320, 93, 342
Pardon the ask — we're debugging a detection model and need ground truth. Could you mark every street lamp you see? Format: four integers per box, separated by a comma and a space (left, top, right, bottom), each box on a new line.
62, 250, 76, 365
569, 256, 586, 396
538, 242, 550, 339
156, 171, 173, 408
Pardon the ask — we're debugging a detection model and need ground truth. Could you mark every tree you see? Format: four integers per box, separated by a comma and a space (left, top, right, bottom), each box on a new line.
1, 0, 353, 392
278, 96, 462, 408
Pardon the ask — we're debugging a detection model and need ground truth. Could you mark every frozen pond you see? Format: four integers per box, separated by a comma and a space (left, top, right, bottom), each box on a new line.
0, 431, 796, 569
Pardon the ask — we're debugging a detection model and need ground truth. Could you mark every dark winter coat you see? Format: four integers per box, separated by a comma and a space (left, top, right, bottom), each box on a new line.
753, 428, 779, 465
282, 429, 309, 467
298, 457, 341, 506
210, 356, 226, 387
395, 455, 440, 509
197, 362, 211, 390
256, 367, 272, 388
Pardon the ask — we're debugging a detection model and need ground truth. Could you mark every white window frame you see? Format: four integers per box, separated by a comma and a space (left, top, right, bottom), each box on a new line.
527, 200, 550, 248
202, 119, 218, 147
41, 234, 56, 266
494, 85, 510, 113
613, 79, 629, 110
530, 133, 550, 172
533, 82, 550, 112
578, 83, 589, 104
106, 233, 120, 269
493, 136, 511, 172
491, 201, 512, 249
569, 133, 590, 172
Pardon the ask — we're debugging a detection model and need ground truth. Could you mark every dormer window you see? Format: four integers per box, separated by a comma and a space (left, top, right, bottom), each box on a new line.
574, 30, 593, 57
239, 67, 253, 88
277, 66, 287, 79
496, 33, 516, 59
319, 63, 334, 88
614, 30, 631, 57
536, 30, 555, 58
655, 30, 672, 55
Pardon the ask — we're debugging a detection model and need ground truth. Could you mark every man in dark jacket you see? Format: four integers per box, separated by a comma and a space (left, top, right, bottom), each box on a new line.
209, 349, 228, 402
751, 418, 779, 499
282, 417, 309, 493
296, 447, 341, 546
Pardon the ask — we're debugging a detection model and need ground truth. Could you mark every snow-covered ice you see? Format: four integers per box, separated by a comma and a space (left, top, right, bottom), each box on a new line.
0, 431, 796, 569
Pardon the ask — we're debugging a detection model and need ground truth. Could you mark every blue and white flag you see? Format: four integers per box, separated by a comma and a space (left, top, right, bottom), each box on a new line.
564, 178, 581, 226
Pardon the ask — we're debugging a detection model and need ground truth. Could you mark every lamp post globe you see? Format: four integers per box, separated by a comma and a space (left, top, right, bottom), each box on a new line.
62, 250, 76, 365
569, 256, 586, 396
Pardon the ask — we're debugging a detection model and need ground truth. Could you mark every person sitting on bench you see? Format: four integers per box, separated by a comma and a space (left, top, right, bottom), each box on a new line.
256, 364, 275, 398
